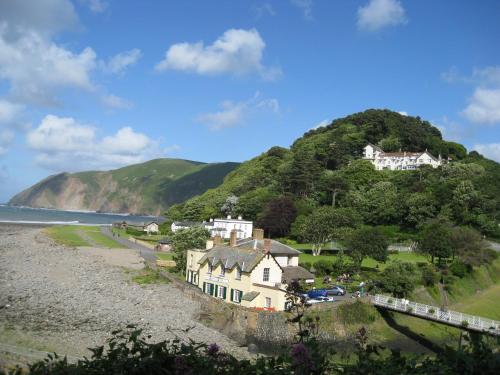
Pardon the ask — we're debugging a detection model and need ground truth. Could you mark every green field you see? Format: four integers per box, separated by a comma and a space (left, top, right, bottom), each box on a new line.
45, 225, 123, 248
156, 253, 174, 261
298, 250, 429, 270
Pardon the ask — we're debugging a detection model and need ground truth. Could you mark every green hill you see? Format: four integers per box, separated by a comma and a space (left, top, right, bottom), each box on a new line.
9, 159, 239, 215
166, 109, 500, 238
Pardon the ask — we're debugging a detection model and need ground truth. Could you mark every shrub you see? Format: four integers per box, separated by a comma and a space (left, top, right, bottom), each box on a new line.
313, 259, 332, 276
427, 308, 435, 314
126, 227, 144, 236
300, 261, 312, 272
421, 265, 439, 286
449, 260, 471, 278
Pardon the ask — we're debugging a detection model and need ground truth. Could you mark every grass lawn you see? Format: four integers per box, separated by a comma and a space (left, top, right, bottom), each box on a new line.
298, 251, 429, 270
156, 253, 174, 261
46, 225, 123, 248
131, 267, 169, 285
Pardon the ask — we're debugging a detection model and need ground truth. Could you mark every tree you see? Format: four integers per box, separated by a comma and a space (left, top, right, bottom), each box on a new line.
320, 170, 347, 207
450, 226, 488, 266
403, 193, 437, 229
418, 220, 453, 264
377, 262, 419, 298
221, 194, 239, 216
257, 196, 297, 237
344, 226, 389, 271
299, 207, 361, 256
171, 227, 210, 275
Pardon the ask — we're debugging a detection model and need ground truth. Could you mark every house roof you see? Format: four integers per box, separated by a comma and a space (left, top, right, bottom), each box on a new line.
235, 238, 301, 255
173, 221, 203, 227
198, 245, 265, 273
281, 266, 315, 283
365, 143, 383, 152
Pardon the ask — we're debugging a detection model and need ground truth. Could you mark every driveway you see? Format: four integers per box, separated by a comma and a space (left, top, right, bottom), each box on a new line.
100, 226, 158, 264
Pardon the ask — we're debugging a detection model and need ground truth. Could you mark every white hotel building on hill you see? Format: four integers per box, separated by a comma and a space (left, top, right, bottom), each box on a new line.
171, 215, 253, 240
363, 144, 443, 171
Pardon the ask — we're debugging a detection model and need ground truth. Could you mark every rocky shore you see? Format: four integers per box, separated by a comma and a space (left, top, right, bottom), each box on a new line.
0, 224, 247, 362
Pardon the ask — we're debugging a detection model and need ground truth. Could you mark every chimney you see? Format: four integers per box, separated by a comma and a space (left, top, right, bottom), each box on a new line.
230, 229, 238, 247
206, 239, 214, 250
253, 228, 264, 241
213, 235, 223, 246
227, 215, 232, 220
238, 215, 242, 220
263, 238, 272, 254
209, 218, 213, 222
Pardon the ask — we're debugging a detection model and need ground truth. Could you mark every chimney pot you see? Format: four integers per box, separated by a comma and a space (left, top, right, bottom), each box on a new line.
209, 218, 213, 222
230, 229, 238, 247
264, 238, 272, 254
213, 235, 223, 245
227, 215, 231, 220
253, 228, 264, 241
238, 215, 242, 220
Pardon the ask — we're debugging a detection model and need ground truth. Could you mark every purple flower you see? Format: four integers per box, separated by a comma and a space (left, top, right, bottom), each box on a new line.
207, 343, 220, 356
291, 343, 311, 367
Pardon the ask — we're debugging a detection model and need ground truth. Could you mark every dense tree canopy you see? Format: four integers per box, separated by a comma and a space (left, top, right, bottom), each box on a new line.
165, 109, 500, 241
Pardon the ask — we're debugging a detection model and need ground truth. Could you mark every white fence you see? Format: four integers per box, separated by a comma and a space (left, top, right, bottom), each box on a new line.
371, 294, 500, 336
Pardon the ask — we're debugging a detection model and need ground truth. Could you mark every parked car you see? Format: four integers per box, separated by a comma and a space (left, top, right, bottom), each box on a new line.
326, 286, 346, 296
306, 289, 328, 299
305, 296, 335, 305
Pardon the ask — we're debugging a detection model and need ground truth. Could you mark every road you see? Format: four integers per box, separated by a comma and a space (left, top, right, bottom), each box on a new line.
100, 226, 158, 264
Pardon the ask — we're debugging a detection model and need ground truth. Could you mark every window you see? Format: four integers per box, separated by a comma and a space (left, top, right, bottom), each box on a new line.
265, 297, 271, 308
204, 282, 214, 295
189, 254, 193, 267
220, 267, 225, 277
217, 285, 227, 299
235, 268, 242, 280
287, 256, 292, 266
231, 289, 242, 303
263, 267, 270, 282
208, 263, 213, 274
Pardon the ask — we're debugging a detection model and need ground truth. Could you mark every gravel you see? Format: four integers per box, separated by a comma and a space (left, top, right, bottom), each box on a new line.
0, 224, 247, 359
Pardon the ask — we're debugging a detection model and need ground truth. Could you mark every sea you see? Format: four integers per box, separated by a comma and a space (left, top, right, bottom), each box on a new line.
0, 205, 163, 226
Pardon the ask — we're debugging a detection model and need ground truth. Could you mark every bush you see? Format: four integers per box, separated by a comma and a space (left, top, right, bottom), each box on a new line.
421, 265, 439, 286
300, 261, 312, 272
449, 260, 472, 278
313, 259, 332, 276
126, 227, 144, 236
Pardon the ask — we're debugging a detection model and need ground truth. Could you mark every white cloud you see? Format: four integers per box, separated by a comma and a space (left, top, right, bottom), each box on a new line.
102, 48, 142, 74
82, 0, 108, 13
0, 99, 24, 124
27, 115, 165, 171
0, 0, 78, 38
156, 28, 281, 80
473, 143, 500, 162
462, 88, 500, 124
0, 24, 96, 105
311, 119, 331, 130
197, 93, 280, 131
397, 111, 408, 116
101, 94, 133, 109
291, 0, 313, 20
254, 3, 276, 18
357, 0, 407, 32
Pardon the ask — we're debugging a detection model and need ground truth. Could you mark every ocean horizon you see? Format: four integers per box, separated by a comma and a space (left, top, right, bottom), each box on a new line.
0, 205, 163, 226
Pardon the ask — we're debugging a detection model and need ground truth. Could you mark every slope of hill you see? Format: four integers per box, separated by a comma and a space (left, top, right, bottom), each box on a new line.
166, 109, 500, 238
9, 159, 239, 215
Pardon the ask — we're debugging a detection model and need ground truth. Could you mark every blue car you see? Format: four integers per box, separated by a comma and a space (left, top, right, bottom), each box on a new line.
307, 289, 328, 299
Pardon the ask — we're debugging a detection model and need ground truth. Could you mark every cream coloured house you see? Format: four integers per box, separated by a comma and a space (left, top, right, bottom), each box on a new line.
185, 229, 314, 311
363, 143, 443, 170
172, 215, 253, 240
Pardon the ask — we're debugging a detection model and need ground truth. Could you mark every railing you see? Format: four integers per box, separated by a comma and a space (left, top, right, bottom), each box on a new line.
371, 294, 500, 336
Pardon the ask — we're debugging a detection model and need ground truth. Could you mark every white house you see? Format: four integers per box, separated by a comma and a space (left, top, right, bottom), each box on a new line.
205, 216, 253, 240
363, 144, 443, 171
143, 222, 159, 234
171, 215, 253, 240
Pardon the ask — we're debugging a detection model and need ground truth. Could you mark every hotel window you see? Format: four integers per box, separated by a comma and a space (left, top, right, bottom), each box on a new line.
231, 289, 242, 303
235, 268, 242, 280
263, 267, 270, 282
217, 285, 227, 299
265, 297, 271, 308
220, 267, 225, 277
208, 263, 213, 274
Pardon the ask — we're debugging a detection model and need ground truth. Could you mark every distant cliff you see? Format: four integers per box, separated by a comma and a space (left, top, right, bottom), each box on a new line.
9, 159, 239, 216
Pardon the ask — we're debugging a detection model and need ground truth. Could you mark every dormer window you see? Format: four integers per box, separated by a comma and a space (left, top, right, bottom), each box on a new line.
220, 267, 225, 277
208, 263, 213, 274
236, 268, 242, 280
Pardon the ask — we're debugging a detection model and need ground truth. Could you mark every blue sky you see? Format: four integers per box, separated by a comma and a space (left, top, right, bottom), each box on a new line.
1, 0, 500, 202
